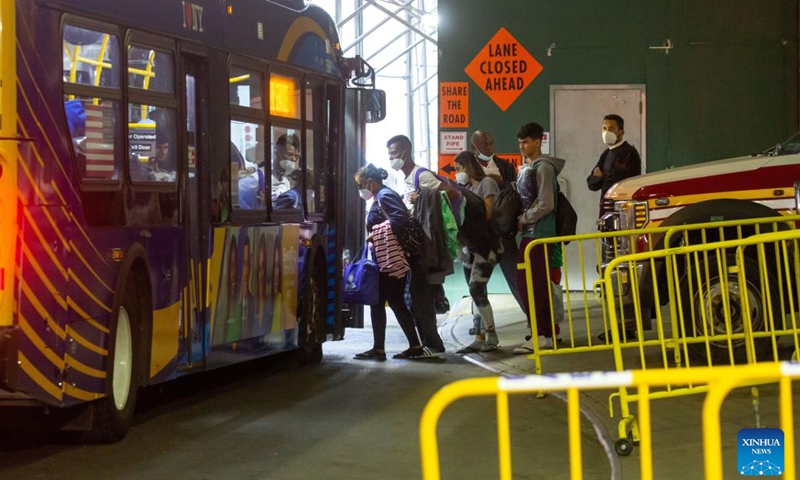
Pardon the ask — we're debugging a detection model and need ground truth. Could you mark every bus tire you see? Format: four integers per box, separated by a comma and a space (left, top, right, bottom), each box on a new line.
679, 255, 774, 365
73, 277, 142, 443
299, 245, 325, 366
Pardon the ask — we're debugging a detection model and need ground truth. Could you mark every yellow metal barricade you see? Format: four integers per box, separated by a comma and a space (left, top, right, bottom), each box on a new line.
517, 215, 800, 375
603, 229, 800, 447
420, 363, 799, 480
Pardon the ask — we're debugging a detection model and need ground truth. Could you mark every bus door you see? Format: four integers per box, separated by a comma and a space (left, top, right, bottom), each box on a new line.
181, 52, 210, 365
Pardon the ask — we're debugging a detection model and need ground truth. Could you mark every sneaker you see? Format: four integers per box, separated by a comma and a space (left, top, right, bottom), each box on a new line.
512, 336, 554, 354
481, 331, 499, 352
457, 340, 484, 354
408, 346, 446, 359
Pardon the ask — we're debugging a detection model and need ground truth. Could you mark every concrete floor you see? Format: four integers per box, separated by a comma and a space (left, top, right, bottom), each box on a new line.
0, 307, 610, 480
1, 288, 797, 479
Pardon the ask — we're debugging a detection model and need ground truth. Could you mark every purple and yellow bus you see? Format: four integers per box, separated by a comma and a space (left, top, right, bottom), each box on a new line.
0, 0, 382, 442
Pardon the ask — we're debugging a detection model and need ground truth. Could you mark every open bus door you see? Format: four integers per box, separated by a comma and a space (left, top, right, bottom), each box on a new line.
341, 87, 385, 329
180, 51, 210, 368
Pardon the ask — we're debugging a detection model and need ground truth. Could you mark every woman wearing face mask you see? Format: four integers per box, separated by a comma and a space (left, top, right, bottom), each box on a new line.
453, 151, 503, 353
352, 164, 424, 360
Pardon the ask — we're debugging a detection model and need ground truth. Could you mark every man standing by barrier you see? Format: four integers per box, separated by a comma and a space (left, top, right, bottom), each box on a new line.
586, 114, 641, 219
513, 122, 566, 353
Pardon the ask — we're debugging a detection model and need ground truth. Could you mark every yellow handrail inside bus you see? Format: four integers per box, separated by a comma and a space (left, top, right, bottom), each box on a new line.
229, 74, 250, 83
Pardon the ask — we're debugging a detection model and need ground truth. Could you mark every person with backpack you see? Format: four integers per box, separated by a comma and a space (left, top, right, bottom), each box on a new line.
513, 122, 566, 354
386, 134, 454, 359
453, 151, 504, 353
470, 130, 528, 337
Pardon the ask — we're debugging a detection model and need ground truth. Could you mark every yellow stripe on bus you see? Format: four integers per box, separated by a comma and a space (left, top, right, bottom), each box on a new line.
69, 212, 110, 269
66, 326, 108, 357
19, 278, 67, 339
20, 243, 68, 310
69, 240, 113, 293
16, 156, 72, 255
63, 383, 103, 402
18, 313, 65, 370
65, 354, 106, 379
20, 202, 69, 279
277, 17, 329, 62
18, 352, 63, 401
150, 300, 181, 379
66, 297, 110, 335
68, 268, 112, 313
16, 62, 80, 202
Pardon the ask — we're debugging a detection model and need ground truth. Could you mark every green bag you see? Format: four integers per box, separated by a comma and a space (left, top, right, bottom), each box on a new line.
440, 191, 459, 260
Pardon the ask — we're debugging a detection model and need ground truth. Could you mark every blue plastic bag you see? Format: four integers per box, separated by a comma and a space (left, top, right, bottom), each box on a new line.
342, 243, 380, 305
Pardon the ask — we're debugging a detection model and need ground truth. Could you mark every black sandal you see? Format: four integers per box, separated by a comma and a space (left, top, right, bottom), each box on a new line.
392, 346, 423, 359
354, 349, 386, 360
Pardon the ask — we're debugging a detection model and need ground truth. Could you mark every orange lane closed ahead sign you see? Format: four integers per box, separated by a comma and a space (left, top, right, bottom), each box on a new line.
464, 27, 542, 112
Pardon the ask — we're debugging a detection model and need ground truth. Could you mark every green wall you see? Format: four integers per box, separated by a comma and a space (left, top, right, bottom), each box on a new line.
439, 0, 798, 171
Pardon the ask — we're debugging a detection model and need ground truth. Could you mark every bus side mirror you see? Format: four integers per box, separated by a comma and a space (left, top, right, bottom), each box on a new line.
364, 89, 386, 123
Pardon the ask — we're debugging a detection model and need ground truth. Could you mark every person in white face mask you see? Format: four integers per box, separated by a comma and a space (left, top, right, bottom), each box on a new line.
470, 130, 527, 333
352, 164, 423, 361
586, 114, 642, 219
470, 130, 517, 188
271, 133, 300, 202
385, 134, 451, 359
452, 151, 503, 353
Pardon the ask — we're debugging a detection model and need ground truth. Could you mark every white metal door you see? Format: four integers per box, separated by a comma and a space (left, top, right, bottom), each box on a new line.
550, 85, 646, 287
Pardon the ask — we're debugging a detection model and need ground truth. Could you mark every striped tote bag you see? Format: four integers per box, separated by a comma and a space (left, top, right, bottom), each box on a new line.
371, 220, 410, 279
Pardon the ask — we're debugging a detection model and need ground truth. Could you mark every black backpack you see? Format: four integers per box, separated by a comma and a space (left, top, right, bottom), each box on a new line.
555, 191, 578, 242
491, 187, 522, 239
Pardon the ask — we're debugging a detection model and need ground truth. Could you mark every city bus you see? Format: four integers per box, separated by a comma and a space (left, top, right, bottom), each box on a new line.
0, 0, 383, 442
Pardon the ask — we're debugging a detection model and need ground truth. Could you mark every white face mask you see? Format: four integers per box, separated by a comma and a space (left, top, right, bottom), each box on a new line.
602, 130, 618, 146
280, 159, 297, 173
359, 188, 373, 201
476, 152, 492, 162
455, 171, 469, 185
390, 157, 405, 171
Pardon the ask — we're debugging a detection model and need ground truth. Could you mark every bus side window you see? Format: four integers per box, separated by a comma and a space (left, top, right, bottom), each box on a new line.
62, 25, 122, 182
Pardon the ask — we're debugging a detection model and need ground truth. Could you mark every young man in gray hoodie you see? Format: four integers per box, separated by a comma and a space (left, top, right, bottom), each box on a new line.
514, 122, 566, 353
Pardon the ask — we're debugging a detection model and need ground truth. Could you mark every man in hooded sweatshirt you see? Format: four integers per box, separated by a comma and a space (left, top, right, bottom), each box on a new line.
513, 122, 566, 353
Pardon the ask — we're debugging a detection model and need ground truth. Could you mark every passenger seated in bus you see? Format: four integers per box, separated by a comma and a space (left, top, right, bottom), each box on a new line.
273, 168, 303, 210
148, 128, 176, 182
129, 154, 151, 182
235, 142, 265, 210
271, 133, 300, 201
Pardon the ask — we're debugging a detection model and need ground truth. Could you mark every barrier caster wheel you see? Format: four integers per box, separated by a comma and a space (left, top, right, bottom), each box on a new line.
615, 438, 634, 456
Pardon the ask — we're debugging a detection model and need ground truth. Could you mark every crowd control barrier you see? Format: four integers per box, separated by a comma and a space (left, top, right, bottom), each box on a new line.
602, 228, 800, 451
516, 215, 800, 376
420, 362, 799, 480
